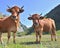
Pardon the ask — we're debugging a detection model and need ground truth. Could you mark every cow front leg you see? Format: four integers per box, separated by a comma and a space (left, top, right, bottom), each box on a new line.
39, 31, 42, 43
36, 32, 39, 43
7, 32, 11, 43
0, 32, 2, 44
13, 32, 16, 44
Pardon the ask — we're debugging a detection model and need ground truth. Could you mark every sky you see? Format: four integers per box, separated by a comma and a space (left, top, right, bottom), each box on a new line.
0, 0, 60, 28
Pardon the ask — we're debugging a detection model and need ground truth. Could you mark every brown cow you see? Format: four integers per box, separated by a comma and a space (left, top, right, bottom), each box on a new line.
0, 6, 24, 44
28, 14, 57, 43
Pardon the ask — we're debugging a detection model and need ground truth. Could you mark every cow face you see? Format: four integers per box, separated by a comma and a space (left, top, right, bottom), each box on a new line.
7, 6, 24, 20
28, 14, 40, 27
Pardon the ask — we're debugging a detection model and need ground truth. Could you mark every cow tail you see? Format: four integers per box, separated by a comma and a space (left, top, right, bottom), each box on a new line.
52, 21, 56, 30
52, 20, 56, 36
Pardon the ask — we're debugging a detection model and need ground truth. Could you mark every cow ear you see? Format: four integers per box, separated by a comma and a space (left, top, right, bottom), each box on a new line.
7, 6, 11, 12
19, 9, 24, 13
7, 9, 11, 12
28, 17, 32, 20
39, 16, 44, 19
19, 6, 24, 13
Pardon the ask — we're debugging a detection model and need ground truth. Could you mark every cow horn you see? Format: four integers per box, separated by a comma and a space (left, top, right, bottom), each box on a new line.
21, 6, 24, 9
7, 5, 10, 8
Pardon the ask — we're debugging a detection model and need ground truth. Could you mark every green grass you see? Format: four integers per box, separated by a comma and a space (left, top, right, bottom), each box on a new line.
56, 30, 60, 35
0, 35, 60, 48
0, 30, 60, 48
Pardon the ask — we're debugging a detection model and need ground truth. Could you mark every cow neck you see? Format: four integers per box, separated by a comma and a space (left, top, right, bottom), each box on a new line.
10, 16, 15, 20
38, 19, 40, 24
33, 19, 40, 28
37, 19, 40, 27
38, 19, 40, 26
10, 15, 19, 30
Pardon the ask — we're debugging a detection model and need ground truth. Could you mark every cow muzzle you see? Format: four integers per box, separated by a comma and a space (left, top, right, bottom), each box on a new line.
11, 16, 18, 20
33, 22, 39, 27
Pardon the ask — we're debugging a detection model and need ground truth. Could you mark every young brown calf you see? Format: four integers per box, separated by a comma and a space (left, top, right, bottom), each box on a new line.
28, 14, 57, 43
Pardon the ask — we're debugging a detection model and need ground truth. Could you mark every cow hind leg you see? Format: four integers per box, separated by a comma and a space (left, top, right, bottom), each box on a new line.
13, 32, 16, 44
52, 30, 57, 41
50, 30, 53, 41
50, 29, 55, 41
52, 22, 57, 41
51, 33, 53, 41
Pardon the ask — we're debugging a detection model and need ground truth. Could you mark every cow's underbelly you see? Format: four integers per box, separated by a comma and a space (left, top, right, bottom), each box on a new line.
0, 26, 17, 32
9, 26, 17, 32
34, 25, 51, 32
43, 28, 50, 32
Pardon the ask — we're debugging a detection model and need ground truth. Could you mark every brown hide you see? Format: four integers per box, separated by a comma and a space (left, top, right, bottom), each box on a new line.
0, 16, 17, 32
28, 14, 57, 43
34, 18, 56, 32
0, 6, 24, 44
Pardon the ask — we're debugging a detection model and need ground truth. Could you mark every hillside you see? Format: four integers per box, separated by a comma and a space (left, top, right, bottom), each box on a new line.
45, 4, 60, 30
20, 22, 28, 31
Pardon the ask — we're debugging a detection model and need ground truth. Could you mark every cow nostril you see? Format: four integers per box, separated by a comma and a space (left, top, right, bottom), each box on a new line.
12, 16, 16, 18
34, 22, 38, 25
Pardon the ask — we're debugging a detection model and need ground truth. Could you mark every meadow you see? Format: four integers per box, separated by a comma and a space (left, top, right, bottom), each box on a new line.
0, 30, 60, 48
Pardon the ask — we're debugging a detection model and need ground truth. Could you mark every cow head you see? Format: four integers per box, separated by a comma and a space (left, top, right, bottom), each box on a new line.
28, 14, 44, 27
7, 6, 24, 20
28, 14, 40, 27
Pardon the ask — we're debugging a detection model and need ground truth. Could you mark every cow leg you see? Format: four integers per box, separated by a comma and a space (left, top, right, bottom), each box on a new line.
54, 34, 57, 41
0, 32, 2, 44
13, 32, 16, 44
52, 30, 57, 41
7, 32, 11, 43
50, 30, 53, 41
39, 30, 42, 43
51, 33, 53, 41
36, 32, 39, 43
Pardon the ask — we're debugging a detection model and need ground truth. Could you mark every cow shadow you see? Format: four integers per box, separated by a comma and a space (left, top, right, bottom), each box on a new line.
20, 41, 51, 45
20, 41, 40, 45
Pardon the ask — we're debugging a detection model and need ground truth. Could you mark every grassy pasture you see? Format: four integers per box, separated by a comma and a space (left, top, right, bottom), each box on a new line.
0, 30, 60, 48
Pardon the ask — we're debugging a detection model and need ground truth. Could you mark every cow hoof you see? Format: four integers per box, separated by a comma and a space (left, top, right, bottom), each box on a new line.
38, 41, 41, 44
55, 39, 57, 41
51, 39, 53, 41
35, 41, 41, 44
13, 42, 16, 44
36, 42, 38, 44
